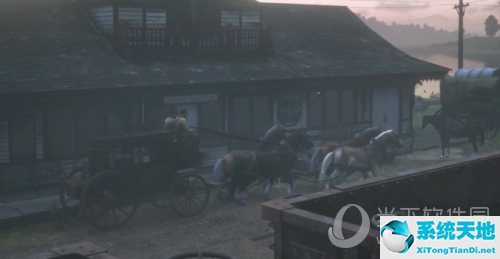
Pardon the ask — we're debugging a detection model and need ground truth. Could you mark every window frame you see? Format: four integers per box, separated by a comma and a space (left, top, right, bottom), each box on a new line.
8, 115, 37, 162
229, 95, 272, 138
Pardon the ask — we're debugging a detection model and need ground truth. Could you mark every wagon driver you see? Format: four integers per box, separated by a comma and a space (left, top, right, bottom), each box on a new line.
164, 108, 178, 131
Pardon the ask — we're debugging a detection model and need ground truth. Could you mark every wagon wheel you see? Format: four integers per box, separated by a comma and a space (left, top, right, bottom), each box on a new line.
484, 118, 499, 139
486, 127, 499, 140
166, 251, 236, 259
169, 173, 210, 217
59, 165, 90, 218
434, 108, 442, 115
81, 170, 139, 229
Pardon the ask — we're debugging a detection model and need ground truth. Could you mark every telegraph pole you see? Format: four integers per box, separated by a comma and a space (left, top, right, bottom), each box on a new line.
454, 0, 469, 69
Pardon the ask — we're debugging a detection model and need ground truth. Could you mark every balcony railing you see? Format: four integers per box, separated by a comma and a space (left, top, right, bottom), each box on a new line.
118, 24, 273, 50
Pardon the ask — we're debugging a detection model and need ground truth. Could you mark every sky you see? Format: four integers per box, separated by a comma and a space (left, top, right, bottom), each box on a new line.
258, 0, 500, 34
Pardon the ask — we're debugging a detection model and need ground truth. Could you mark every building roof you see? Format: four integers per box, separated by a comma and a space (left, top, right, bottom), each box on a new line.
0, 0, 450, 94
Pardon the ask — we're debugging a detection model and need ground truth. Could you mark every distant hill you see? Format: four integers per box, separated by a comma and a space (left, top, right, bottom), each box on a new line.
358, 15, 475, 50
397, 14, 484, 35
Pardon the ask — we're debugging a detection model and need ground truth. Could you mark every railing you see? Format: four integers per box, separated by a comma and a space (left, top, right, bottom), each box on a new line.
119, 24, 273, 50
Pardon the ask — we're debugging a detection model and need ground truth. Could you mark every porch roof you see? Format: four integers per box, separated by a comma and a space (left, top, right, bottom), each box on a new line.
0, 0, 450, 94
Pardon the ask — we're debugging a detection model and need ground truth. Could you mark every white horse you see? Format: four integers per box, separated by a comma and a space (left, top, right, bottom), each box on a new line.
318, 129, 403, 190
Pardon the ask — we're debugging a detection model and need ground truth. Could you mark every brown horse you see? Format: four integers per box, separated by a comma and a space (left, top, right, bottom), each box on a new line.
318, 129, 403, 189
309, 127, 382, 175
226, 130, 314, 205
213, 125, 287, 193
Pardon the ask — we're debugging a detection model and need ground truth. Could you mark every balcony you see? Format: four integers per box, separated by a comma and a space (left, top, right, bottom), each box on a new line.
118, 24, 273, 51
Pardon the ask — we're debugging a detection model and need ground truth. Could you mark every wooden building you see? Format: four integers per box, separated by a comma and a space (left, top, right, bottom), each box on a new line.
0, 0, 449, 184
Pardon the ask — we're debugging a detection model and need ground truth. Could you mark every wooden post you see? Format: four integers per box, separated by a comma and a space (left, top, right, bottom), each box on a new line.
226, 24, 234, 48
173, 23, 181, 47
142, 6, 147, 47
121, 24, 130, 47
454, 0, 469, 69
191, 28, 199, 49
266, 24, 273, 50
112, 1, 119, 44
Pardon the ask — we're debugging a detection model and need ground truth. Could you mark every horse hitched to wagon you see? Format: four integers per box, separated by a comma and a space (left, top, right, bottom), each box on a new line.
421, 75, 500, 158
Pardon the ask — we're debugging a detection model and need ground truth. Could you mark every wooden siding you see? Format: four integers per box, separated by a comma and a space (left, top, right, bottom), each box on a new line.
273, 93, 307, 130
0, 120, 8, 163
203, 146, 228, 166
89, 6, 114, 34
35, 113, 43, 159
402, 121, 411, 134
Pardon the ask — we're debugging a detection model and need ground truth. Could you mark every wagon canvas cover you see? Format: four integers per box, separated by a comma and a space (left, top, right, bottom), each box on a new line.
440, 75, 500, 105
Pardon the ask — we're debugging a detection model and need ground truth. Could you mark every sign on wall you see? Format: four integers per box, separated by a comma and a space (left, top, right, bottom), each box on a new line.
164, 94, 217, 104
276, 94, 303, 127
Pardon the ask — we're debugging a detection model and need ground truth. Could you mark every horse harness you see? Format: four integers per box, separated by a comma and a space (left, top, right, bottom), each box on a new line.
247, 140, 295, 177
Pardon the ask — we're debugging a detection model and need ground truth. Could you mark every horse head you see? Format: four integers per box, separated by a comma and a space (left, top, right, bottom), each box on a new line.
421, 115, 431, 129
286, 130, 314, 150
375, 129, 404, 148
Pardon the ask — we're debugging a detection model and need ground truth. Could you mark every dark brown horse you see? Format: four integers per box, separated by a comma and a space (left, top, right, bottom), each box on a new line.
309, 127, 382, 175
225, 130, 314, 205
213, 125, 287, 180
421, 115, 485, 158
318, 129, 403, 189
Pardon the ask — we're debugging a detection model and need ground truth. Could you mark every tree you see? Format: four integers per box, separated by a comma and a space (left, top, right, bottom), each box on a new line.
484, 15, 499, 37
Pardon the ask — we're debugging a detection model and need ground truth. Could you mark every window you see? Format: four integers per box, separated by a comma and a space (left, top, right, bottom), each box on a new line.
232, 96, 270, 137
47, 109, 74, 157
146, 8, 167, 28
221, 11, 261, 28
341, 90, 354, 124
221, 11, 240, 27
232, 96, 252, 136
325, 91, 340, 126
118, 7, 143, 28
9, 116, 36, 161
252, 96, 270, 136
308, 91, 323, 128
75, 108, 104, 155
199, 101, 222, 145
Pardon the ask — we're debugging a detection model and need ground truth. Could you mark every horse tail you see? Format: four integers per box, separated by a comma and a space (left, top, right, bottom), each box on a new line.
309, 148, 321, 174
213, 158, 225, 178
318, 151, 335, 183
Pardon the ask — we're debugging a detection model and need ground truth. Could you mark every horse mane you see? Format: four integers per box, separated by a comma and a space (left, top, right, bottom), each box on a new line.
375, 129, 394, 140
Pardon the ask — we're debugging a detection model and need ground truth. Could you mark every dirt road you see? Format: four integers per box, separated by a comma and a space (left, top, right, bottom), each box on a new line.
0, 185, 305, 259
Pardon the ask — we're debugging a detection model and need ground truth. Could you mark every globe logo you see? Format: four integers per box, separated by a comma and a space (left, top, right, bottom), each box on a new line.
380, 220, 415, 253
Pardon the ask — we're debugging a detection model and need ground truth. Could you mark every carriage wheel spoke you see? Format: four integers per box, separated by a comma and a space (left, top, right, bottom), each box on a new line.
89, 205, 110, 221
117, 207, 129, 217
112, 209, 118, 224
104, 209, 110, 227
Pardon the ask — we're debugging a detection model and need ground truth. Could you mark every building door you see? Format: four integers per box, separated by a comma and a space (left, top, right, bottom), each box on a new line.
372, 87, 400, 133
175, 103, 198, 128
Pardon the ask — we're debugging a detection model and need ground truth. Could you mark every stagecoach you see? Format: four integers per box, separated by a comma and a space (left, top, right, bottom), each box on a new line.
438, 75, 500, 139
59, 129, 211, 229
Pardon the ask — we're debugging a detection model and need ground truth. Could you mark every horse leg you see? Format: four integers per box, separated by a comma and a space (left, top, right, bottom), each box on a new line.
471, 139, 479, 156
263, 178, 274, 200
439, 134, 446, 159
